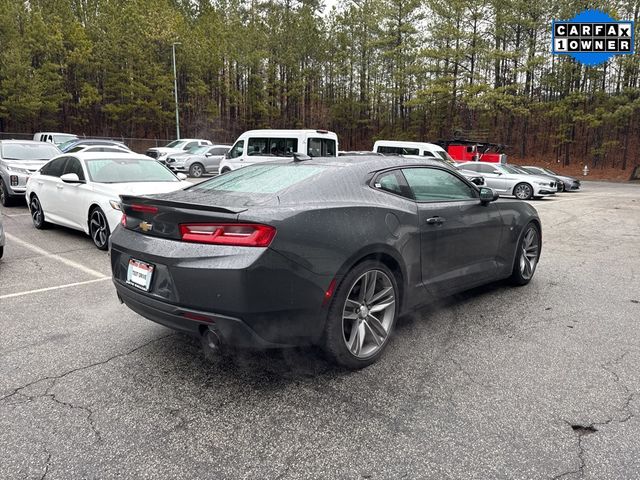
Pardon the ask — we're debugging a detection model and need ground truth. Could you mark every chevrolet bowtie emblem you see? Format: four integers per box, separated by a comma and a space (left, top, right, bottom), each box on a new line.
139, 221, 153, 232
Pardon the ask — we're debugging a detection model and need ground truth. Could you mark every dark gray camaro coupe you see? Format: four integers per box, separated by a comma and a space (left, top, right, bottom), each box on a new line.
110, 156, 541, 369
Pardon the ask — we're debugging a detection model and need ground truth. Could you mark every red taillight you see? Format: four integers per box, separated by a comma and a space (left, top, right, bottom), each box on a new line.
179, 223, 276, 247
131, 204, 158, 214
121, 214, 127, 227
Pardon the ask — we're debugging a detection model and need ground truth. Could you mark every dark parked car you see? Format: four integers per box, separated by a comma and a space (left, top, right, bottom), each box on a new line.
522, 166, 581, 191
110, 156, 542, 368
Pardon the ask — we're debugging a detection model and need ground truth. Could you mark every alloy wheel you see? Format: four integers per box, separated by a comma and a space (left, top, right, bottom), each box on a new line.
30, 196, 44, 227
342, 270, 396, 359
514, 183, 532, 200
519, 227, 539, 280
90, 209, 109, 249
0, 181, 7, 206
190, 164, 204, 178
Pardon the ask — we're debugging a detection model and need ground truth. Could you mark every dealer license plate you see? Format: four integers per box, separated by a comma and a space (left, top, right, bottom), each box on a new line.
126, 259, 154, 291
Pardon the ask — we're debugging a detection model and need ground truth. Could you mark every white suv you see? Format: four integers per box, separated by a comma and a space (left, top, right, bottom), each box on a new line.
145, 139, 212, 164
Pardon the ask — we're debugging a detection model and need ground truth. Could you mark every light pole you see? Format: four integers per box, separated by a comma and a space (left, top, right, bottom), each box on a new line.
172, 42, 181, 139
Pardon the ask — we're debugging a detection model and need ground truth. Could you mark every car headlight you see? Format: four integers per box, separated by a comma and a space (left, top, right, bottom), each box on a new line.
7, 166, 29, 175
109, 200, 121, 210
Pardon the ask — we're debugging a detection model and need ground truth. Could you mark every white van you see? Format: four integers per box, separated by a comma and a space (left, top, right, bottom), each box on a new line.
219, 129, 339, 173
372, 140, 454, 162
33, 132, 78, 146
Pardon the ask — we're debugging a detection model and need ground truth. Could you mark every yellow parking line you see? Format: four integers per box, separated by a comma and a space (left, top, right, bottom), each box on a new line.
5, 233, 108, 279
0, 277, 111, 300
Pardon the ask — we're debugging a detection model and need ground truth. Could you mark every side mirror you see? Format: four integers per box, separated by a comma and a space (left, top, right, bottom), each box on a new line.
479, 187, 499, 204
205, 153, 213, 157
176, 173, 188, 180
60, 173, 83, 184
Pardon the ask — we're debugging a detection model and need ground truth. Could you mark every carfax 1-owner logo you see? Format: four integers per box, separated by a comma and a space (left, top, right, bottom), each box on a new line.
552, 9, 634, 65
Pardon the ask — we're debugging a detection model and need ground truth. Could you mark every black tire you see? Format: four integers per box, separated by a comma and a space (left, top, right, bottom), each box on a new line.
0, 246, 4, 259
29, 195, 48, 229
220, 167, 231, 174
0, 179, 14, 207
513, 182, 533, 200
89, 207, 110, 251
509, 222, 541, 286
558, 183, 565, 192
189, 163, 205, 178
323, 260, 399, 369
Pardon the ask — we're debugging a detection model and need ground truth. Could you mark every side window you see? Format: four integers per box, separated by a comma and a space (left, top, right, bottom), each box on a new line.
247, 137, 268, 156
374, 171, 410, 198
423, 151, 436, 157
402, 168, 477, 202
269, 138, 298, 156
183, 142, 198, 150
462, 163, 479, 172
477, 164, 495, 174
227, 140, 244, 159
308, 138, 336, 157
63, 157, 85, 181
41, 157, 68, 177
212, 147, 229, 155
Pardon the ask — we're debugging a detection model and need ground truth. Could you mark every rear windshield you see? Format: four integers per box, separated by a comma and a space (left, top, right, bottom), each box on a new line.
86, 158, 178, 183
191, 164, 325, 194
1, 143, 60, 161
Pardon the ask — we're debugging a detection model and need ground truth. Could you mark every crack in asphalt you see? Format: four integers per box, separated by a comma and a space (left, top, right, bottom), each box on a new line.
552, 421, 590, 480
0, 334, 176, 443
0, 334, 176, 404
39, 451, 52, 480
552, 351, 636, 479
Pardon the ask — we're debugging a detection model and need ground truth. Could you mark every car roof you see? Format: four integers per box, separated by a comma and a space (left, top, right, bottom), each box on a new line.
173, 138, 210, 142
62, 152, 151, 161
0, 139, 56, 145
374, 140, 444, 150
238, 129, 337, 137
35, 132, 76, 136
273, 154, 447, 172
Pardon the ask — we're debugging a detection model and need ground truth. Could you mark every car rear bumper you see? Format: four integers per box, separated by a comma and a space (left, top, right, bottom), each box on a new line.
114, 281, 289, 348
110, 227, 333, 347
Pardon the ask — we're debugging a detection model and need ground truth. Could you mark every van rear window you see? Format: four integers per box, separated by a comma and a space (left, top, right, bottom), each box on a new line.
377, 146, 420, 156
191, 164, 325, 194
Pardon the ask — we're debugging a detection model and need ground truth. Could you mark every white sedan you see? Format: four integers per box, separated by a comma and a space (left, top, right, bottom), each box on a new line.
25, 152, 190, 250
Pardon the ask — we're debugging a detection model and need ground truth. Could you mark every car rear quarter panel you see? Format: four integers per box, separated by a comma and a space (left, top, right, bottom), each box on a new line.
239, 190, 424, 313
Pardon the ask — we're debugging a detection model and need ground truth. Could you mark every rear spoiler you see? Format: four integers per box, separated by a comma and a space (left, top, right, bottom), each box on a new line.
119, 195, 248, 215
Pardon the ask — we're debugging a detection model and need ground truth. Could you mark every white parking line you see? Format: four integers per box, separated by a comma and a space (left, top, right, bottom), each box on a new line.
1, 213, 32, 217
0, 277, 111, 300
5, 233, 108, 279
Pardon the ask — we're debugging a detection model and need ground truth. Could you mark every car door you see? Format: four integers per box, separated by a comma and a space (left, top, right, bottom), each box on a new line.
56, 157, 88, 230
476, 163, 508, 192
205, 147, 229, 172
35, 156, 68, 221
401, 167, 503, 295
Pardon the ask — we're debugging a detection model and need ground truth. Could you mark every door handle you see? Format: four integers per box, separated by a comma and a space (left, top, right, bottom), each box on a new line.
426, 216, 446, 225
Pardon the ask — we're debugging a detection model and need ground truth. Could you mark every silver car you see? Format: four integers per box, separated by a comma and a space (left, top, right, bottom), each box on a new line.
523, 166, 581, 191
165, 144, 231, 177
0, 215, 5, 259
0, 141, 61, 206
459, 162, 557, 200
509, 165, 563, 192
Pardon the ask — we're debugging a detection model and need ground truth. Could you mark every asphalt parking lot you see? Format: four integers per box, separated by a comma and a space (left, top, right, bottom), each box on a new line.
1, 181, 639, 480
